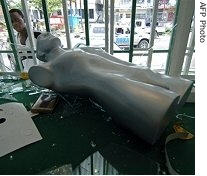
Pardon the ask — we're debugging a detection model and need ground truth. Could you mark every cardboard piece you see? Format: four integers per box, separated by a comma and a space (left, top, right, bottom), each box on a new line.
0, 103, 42, 157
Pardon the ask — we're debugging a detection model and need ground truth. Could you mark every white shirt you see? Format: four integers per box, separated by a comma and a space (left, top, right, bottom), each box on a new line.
16, 33, 37, 71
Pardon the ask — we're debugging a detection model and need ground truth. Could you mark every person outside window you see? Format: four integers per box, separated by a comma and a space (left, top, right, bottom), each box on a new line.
8, 9, 41, 71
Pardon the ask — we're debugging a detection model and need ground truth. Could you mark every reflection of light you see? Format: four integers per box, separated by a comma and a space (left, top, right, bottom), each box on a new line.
94, 169, 98, 173
73, 151, 119, 175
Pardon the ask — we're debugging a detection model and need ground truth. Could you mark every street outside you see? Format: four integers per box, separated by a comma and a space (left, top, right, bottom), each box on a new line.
0, 31, 194, 74
58, 32, 171, 70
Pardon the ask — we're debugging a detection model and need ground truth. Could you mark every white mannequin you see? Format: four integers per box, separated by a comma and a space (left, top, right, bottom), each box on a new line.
29, 33, 193, 144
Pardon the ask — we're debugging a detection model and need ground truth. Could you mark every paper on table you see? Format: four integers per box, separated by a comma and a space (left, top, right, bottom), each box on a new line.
0, 102, 42, 157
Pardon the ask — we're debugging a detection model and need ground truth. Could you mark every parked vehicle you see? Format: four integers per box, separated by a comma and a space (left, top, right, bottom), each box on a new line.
50, 15, 64, 30
114, 26, 150, 48
87, 24, 150, 49
135, 19, 166, 36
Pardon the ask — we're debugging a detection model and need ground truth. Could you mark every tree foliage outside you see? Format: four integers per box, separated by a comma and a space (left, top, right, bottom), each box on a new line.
7, 0, 22, 10
7, 0, 63, 17
31, 0, 62, 16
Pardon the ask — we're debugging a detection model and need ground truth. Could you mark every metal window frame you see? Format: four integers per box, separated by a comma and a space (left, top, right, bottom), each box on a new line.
165, 0, 194, 77
0, 0, 195, 78
84, 0, 90, 46
128, 0, 137, 62
104, 0, 109, 53
0, 0, 23, 72
21, 0, 37, 65
41, 0, 50, 32
147, 0, 159, 68
183, 18, 195, 75
109, 0, 115, 55
165, 0, 180, 75
62, 0, 72, 49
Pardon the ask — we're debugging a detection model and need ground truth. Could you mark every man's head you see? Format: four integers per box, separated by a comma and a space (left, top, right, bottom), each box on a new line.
9, 9, 25, 33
